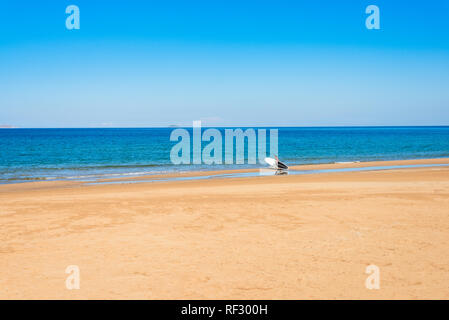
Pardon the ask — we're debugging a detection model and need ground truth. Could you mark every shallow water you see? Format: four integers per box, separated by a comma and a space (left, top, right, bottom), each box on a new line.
86, 163, 449, 185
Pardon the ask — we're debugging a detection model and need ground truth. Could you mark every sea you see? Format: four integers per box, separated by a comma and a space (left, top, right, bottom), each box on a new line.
1, 127, 449, 184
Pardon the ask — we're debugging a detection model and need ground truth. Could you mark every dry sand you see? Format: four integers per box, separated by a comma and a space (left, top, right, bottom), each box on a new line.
1, 158, 449, 299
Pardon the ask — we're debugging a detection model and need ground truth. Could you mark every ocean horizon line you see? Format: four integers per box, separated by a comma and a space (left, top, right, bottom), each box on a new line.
2, 125, 449, 129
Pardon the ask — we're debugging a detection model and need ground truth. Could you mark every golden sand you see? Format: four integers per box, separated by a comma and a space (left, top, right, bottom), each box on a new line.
1, 158, 449, 299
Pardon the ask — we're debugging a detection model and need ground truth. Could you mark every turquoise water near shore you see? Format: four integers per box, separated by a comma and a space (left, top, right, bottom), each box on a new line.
1, 127, 449, 184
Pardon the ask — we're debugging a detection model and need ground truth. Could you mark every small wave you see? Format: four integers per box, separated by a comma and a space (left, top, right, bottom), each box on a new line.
64, 171, 167, 179
85, 164, 162, 169
334, 161, 361, 164
0, 168, 178, 184
0, 177, 50, 182
24, 164, 163, 171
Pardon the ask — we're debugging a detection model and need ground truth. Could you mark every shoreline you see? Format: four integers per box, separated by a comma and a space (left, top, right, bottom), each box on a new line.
2, 157, 449, 191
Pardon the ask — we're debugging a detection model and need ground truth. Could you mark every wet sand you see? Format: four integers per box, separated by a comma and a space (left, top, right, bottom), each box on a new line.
1, 158, 449, 299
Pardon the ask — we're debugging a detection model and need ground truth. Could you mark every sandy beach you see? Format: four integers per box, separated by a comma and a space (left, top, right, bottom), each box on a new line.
1, 158, 449, 299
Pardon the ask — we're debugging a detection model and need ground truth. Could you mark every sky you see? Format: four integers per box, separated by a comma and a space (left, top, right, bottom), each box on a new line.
0, 0, 448, 127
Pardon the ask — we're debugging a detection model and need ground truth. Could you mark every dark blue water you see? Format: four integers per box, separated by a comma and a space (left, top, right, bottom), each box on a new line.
1, 127, 449, 184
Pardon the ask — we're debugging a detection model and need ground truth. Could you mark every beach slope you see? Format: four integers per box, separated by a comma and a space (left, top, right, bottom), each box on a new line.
1, 158, 449, 299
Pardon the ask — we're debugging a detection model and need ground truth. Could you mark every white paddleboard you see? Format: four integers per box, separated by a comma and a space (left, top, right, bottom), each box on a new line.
264, 157, 278, 168
265, 157, 288, 170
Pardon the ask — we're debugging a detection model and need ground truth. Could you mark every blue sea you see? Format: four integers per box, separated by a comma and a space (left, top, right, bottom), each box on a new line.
1, 127, 449, 184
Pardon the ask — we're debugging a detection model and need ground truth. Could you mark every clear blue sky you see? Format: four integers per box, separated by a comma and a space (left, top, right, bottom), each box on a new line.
1, 0, 448, 127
